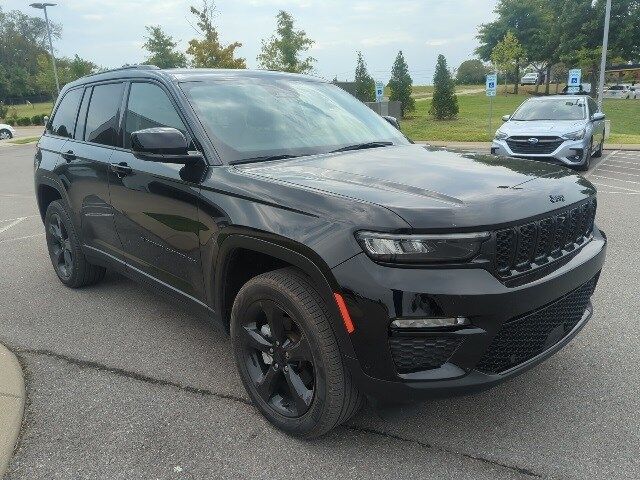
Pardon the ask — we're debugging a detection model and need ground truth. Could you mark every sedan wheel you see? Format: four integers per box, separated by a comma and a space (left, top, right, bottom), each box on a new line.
0, 129, 12, 140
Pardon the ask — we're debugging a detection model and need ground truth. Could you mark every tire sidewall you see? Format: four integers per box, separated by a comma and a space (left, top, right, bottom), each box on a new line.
0, 129, 12, 140
231, 278, 333, 436
45, 200, 84, 286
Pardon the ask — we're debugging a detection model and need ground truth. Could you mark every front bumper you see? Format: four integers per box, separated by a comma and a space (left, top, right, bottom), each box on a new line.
492, 138, 588, 167
332, 226, 606, 404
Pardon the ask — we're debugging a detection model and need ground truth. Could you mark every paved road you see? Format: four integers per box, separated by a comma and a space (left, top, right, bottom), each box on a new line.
0, 145, 639, 479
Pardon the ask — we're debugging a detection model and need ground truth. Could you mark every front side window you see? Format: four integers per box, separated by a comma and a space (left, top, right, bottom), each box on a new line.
85, 82, 125, 147
180, 77, 408, 163
48, 88, 83, 138
512, 99, 586, 121
124, 82, 187, 149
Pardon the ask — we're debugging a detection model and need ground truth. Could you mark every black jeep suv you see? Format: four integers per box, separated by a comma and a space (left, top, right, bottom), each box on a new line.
34, 66, 606, 438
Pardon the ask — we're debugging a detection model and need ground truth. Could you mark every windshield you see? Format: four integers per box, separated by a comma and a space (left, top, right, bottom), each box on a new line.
180, 77, 408, 163
511, 98, 586, 121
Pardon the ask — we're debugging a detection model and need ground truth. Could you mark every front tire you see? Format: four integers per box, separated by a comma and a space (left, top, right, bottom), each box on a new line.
577, 139, 592, 172
0, 129, 12, 140
231, 268, 363, 438
45, 200, 106, 288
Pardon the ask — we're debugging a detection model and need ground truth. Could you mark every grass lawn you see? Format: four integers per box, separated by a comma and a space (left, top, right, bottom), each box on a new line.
1, 102, 53, 122
8, 136, 41, 145
401, 92, 640, 144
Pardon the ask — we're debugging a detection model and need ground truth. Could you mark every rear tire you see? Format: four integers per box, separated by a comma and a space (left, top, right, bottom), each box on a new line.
0, 129, 12, 140
45, 200, 106, 288
231, 267, 363, 438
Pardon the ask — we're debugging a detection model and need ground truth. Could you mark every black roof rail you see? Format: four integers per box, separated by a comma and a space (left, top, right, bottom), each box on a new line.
84, 64, 160, 78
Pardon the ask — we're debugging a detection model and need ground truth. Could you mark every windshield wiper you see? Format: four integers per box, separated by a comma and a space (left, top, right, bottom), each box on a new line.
229, 154, 299, 165
329, 141, 393, 153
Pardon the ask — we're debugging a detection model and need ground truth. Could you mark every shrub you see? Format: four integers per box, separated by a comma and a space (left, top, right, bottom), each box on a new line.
0, 102, 8, 120
31, 114, 46, 125
16, 116, 32, 126
389, 50, 415, 118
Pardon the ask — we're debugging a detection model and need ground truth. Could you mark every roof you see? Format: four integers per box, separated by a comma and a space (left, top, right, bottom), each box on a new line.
63, 65, 326, 91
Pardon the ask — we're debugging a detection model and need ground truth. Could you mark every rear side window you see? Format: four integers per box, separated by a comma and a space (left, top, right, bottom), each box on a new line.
48, 88, 83, 138
85, 83, 125, 147
124, 82, 187, 149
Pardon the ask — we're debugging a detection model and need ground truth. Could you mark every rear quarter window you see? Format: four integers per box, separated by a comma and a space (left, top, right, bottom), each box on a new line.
48, 88, 83, 138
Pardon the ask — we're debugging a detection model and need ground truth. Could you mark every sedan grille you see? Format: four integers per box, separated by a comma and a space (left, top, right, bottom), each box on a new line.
506, 136, 564, 155
476, 275, 597, 374
495, 198, 596, 278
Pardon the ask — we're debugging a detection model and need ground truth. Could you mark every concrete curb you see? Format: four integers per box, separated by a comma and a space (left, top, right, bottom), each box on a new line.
0, 344, 25, 477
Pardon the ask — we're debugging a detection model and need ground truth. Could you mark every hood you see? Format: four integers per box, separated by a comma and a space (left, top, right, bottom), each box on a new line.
499, 119, 587, 137
235, 145, 596, 229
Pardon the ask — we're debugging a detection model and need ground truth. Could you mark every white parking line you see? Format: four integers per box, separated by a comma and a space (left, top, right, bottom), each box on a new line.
597, 167, 640, 177
591, 174, 640, 185
0, 233, 44, 243
599, 163, 640, 172
591, 182, 640, 192
0, 217, 25, 234
1, 215, 39, 223
606, 159, 640, 167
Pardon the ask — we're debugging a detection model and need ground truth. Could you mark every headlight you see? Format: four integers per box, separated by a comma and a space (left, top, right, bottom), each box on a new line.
494, 130, 509, 140
355, 231, 490, 264
563, 129, 586, 140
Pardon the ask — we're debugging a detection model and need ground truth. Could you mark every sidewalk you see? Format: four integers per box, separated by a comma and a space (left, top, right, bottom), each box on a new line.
0, 344, 25, 477
416, 140, 640, 151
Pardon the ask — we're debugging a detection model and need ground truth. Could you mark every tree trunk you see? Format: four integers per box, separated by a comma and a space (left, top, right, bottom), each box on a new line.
514, 63, 520, 95
544, 64, 552, 95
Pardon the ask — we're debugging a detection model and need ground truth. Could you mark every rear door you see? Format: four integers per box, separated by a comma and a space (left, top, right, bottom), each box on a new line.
108, 81, 205, 300
57, 82, 126, 263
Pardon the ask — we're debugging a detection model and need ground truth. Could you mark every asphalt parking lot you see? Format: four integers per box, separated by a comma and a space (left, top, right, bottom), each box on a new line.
0, 144, 639, 479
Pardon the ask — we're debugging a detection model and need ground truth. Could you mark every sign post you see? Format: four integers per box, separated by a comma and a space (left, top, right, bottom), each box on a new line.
567, 69, 582, 94
486, 73, 497, 139
375, 81, 384, 109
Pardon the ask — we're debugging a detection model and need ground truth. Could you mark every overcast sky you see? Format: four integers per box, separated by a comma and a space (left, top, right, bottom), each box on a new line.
5, 0, 499, 84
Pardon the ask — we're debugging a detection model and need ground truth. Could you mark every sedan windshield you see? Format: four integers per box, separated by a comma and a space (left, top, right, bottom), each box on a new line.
511, 98, 586, 121
180, 77, 408, 163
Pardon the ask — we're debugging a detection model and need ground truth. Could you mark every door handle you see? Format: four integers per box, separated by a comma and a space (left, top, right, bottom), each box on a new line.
61, 150, 76, 161
109, 162, 133, 177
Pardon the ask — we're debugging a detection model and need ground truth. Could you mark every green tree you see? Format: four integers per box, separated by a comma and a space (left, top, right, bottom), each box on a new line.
429, 54, 458, 120
186, 1, 246, 69
456, 59, 489, 85
388, 50, 415, 118
491, 31, 524, 94
35, 54, 98, 96
354, 51, 375, 102
257, 11, 315, 73
143, 25, 187, 68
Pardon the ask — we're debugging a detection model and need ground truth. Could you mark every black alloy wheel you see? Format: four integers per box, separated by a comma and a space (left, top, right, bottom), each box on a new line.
231, 268, 363, 438
44, 200, 106, 288
47, 212, 74, 280
238, 299, 315, 418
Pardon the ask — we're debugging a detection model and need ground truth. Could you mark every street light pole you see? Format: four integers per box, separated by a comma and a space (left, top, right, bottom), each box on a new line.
596, 0, 612, 109
30, 3, 60, 95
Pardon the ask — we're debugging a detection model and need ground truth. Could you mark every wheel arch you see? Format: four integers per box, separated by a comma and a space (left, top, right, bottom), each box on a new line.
36, 179, 66, 222
214, 233, 356, 357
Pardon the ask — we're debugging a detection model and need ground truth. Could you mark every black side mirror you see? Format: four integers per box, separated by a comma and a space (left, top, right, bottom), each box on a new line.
382, 115, 401, 130
131, 127, 202, 164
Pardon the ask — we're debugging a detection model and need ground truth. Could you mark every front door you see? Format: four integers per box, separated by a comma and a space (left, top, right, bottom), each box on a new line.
108, 81, 206, 300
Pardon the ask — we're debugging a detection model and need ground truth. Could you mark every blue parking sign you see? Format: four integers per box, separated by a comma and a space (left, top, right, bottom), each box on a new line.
486, 74, 497, 97
568, 69, 582, 93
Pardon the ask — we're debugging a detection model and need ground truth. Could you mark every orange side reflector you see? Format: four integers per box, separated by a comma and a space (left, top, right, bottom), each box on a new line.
334, 293, 355, 334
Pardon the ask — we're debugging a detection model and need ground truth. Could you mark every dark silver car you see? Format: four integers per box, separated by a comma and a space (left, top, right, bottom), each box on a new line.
492, 95, 606, 171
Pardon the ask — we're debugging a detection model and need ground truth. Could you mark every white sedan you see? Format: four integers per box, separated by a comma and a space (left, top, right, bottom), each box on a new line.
603, 85, 632, 99
0, 123, 16, 140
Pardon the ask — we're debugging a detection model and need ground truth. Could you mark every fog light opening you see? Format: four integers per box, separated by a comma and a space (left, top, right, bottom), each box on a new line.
390, 317, 470, 329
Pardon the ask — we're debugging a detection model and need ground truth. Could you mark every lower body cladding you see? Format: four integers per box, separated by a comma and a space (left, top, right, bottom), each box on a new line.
491, 138, 591, 168
331, 228, 607, 404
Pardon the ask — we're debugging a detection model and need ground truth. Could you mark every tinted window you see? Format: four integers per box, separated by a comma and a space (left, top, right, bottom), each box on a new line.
85, 83, 124, 147
512, 98, 586, 121
74, 88, 90, 140
588, 98, 598, 115
124, 82, 187, 149
48, 88, 83, 138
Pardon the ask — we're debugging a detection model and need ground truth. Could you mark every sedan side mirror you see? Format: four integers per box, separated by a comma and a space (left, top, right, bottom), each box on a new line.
131, 127, 202, 164
501, 114, 511, 122
382, 115, 401, 130
591, 112, 605, 122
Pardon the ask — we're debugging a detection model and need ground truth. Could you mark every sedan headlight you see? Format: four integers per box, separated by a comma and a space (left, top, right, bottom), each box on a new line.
355, 231, 490, 264
563, 129, 586, 141
494, 130, 509, 140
